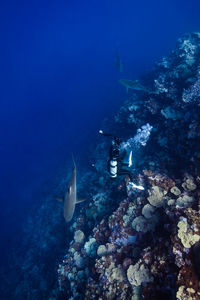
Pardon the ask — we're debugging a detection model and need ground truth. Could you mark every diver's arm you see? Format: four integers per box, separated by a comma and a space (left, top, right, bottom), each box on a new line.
99, 130, 116, 139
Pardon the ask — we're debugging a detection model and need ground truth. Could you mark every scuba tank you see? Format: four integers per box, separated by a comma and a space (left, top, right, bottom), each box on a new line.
109, 140, 120, 178
109, 158, 117, 178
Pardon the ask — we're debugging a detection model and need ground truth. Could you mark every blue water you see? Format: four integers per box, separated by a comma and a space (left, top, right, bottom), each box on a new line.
0, 0, 200, 295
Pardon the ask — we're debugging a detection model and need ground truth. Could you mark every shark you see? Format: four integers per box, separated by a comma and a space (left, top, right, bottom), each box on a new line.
118, 79, 153, 93
116, 48, 123, 72
57, 158, 84, 222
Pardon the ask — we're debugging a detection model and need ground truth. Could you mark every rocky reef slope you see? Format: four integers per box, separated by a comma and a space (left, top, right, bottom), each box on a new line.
56, 33, 200, 300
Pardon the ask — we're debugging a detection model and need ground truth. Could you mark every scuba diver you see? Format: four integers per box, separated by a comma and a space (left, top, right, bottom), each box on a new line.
99, 130, 144, 190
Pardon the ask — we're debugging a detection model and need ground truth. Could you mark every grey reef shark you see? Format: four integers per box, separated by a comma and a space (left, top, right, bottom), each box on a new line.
118, 79, 156, 94
57, 157, 85, 222
116, 48, 123, 72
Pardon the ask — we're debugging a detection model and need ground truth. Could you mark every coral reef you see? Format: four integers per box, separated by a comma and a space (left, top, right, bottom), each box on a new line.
56, 32, 200, 299
5, 32, 200, 300
182, 71, 200, 103
57, 170, 200, 299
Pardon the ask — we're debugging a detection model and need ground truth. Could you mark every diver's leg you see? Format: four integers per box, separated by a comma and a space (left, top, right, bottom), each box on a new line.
118, 169, 133, 181
121, 162, 129, 167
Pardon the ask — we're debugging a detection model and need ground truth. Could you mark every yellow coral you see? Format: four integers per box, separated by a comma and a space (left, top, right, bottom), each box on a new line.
110, 266, 125, 282
176, 286, 194, 300
147, 186, 167, 207
177, 219, 200, 248
182, 177, 197, 191
170, 186, 181, 196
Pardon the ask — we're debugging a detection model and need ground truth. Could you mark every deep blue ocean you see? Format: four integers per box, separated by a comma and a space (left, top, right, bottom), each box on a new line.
1, 0, 200, 298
